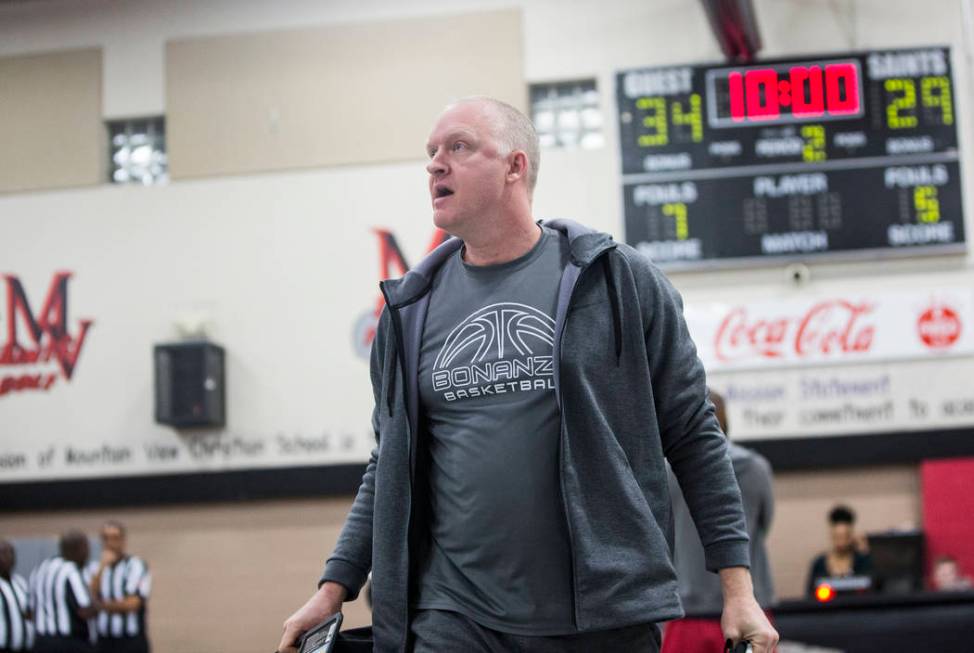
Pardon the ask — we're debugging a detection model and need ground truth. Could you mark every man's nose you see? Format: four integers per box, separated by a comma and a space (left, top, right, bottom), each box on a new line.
426, 153, 447, 176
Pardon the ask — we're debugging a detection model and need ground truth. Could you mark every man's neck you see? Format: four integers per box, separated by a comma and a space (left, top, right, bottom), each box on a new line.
462, 218, 541, 267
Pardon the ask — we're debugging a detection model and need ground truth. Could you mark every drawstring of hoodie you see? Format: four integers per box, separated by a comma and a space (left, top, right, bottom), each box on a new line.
601, 254, 623, 364
386, 354, 396, 416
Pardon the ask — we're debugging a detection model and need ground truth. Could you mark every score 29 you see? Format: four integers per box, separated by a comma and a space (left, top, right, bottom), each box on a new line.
636, 94, 703, 147
885, 76, 953, 129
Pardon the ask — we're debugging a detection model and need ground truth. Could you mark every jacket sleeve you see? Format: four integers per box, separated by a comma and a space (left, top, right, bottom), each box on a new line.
627, 250, 750, 572
318, 309, 390, 599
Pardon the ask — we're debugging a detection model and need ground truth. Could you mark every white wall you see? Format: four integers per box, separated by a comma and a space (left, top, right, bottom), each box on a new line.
1, 0, 973, 483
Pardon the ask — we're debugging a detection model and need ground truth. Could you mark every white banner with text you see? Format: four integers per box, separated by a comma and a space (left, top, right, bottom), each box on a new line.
685, 289, 973, 372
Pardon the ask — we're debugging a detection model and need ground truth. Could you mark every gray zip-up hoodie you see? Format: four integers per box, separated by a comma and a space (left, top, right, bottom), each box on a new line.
320, 219, 750, 652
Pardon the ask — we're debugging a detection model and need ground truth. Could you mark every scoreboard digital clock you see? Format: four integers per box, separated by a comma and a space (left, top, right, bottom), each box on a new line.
710, 60, 862, 125
616, 47, 964, 268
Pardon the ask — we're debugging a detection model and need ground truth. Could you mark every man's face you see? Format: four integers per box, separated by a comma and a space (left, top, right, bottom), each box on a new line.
933, 560, 959, 589
66, 538, 90, 566
830, 522, 854, 553
425, 102, 510, 235
0, 542, 14, 576
102, 526, 125, 556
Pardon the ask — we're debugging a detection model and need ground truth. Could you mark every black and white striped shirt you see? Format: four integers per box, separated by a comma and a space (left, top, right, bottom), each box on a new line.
28, 556, 92, 641
86, 556, 151, 639
0, 574, 32, 651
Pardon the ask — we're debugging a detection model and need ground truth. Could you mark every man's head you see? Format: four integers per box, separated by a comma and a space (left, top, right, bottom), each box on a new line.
425, 97, 539, 239
827, 505, 856, 554
60, 530, 90, 566
932, 555, 962, 590
0, 540, 14, 578
100, 520, 126, 557
708, 390, 728, 436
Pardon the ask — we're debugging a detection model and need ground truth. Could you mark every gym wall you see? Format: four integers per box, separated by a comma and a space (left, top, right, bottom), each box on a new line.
0, 0, 970, 649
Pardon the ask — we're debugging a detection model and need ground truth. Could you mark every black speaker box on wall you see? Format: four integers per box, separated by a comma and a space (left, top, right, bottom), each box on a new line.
154, 341, 225, 428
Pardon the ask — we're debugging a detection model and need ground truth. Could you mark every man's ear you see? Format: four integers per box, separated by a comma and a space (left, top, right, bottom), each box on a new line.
506, 150, 528, 184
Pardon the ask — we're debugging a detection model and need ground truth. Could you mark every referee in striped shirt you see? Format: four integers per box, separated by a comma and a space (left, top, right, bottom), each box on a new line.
87, 522, 151, 653
29, 530, 98, 653
0, 540, 32, 653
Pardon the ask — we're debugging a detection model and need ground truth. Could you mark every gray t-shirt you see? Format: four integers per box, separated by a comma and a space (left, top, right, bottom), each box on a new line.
414, 226, 575, 635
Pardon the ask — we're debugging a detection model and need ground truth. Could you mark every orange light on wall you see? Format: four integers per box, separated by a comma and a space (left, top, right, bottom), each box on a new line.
815, 583, 835, 602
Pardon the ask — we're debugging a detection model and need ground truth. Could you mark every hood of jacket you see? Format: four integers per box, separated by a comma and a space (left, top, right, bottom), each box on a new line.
379, 218, 616, 308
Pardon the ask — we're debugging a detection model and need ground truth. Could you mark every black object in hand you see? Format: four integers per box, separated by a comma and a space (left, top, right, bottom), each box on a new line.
298, 613, 343, 653
725, 639, 752, 653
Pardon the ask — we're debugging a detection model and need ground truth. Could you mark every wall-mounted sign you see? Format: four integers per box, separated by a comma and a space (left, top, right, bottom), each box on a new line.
1, 272, 93, 398
685, 289, 972, 372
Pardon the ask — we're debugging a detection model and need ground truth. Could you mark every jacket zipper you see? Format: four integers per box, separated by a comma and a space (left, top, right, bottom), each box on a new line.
380, 284, 415, 653
555, 249, 613, 631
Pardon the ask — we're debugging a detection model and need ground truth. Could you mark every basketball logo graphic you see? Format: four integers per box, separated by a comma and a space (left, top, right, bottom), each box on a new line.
431, 303, 556, 402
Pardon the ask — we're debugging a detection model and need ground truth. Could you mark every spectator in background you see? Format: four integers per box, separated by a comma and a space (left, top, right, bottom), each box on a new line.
0, 539, 33, 652
30, 530, 97, 653
805, 505, 873, 597
87, 521, 151, 653
930, 555, 972, 592
663, 390, 776, 653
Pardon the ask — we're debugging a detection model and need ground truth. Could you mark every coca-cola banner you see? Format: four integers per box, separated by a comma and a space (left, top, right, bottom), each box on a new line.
685, 289, 974, 372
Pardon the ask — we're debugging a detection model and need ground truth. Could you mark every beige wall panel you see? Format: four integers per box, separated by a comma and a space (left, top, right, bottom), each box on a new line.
769, 465, 921, 599
0, 48, 103, 194
0, 498, 373, 653
166, 10, 523, 179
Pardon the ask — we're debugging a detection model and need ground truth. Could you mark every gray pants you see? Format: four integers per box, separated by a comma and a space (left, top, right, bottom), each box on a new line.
411, 609, 661, 652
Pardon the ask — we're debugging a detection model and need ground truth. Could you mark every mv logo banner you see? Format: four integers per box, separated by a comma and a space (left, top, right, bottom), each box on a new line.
352, 228, 449, 359
1, 272, 93, 397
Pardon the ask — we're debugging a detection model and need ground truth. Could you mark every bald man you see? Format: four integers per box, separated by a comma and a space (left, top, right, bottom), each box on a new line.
87, 521, 151, 653
30, 531, 98, 653
279, 98, 777, 652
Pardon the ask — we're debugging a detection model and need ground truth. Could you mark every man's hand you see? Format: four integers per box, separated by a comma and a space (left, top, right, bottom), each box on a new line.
277, 581, 347, 653
719, 567, 778, 653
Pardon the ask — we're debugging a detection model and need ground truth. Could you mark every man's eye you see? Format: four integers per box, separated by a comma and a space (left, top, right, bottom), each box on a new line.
452, 141, 467, 152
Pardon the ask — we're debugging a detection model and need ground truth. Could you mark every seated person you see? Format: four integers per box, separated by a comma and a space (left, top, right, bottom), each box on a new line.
931, 555, 973, 591
805, 504, 873, 597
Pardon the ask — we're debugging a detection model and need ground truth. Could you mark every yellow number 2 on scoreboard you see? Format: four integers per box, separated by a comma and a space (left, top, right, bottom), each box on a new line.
885, 78, 918, 129
800, 124, 826, 162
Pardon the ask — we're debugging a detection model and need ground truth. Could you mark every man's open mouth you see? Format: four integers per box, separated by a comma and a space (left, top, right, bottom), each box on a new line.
434, 185, 454, 199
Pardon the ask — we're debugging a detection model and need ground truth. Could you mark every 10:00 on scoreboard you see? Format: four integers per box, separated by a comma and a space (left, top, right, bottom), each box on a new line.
616, 47, 965, 267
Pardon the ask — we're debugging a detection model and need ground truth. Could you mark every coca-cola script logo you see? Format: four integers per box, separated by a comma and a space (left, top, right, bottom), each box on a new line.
917, 304, 961, 349
1, 272, 93, 398
715, 299, 876, 362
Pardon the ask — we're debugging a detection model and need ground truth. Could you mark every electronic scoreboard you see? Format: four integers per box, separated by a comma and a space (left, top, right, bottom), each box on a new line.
616, 47, 965, 268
